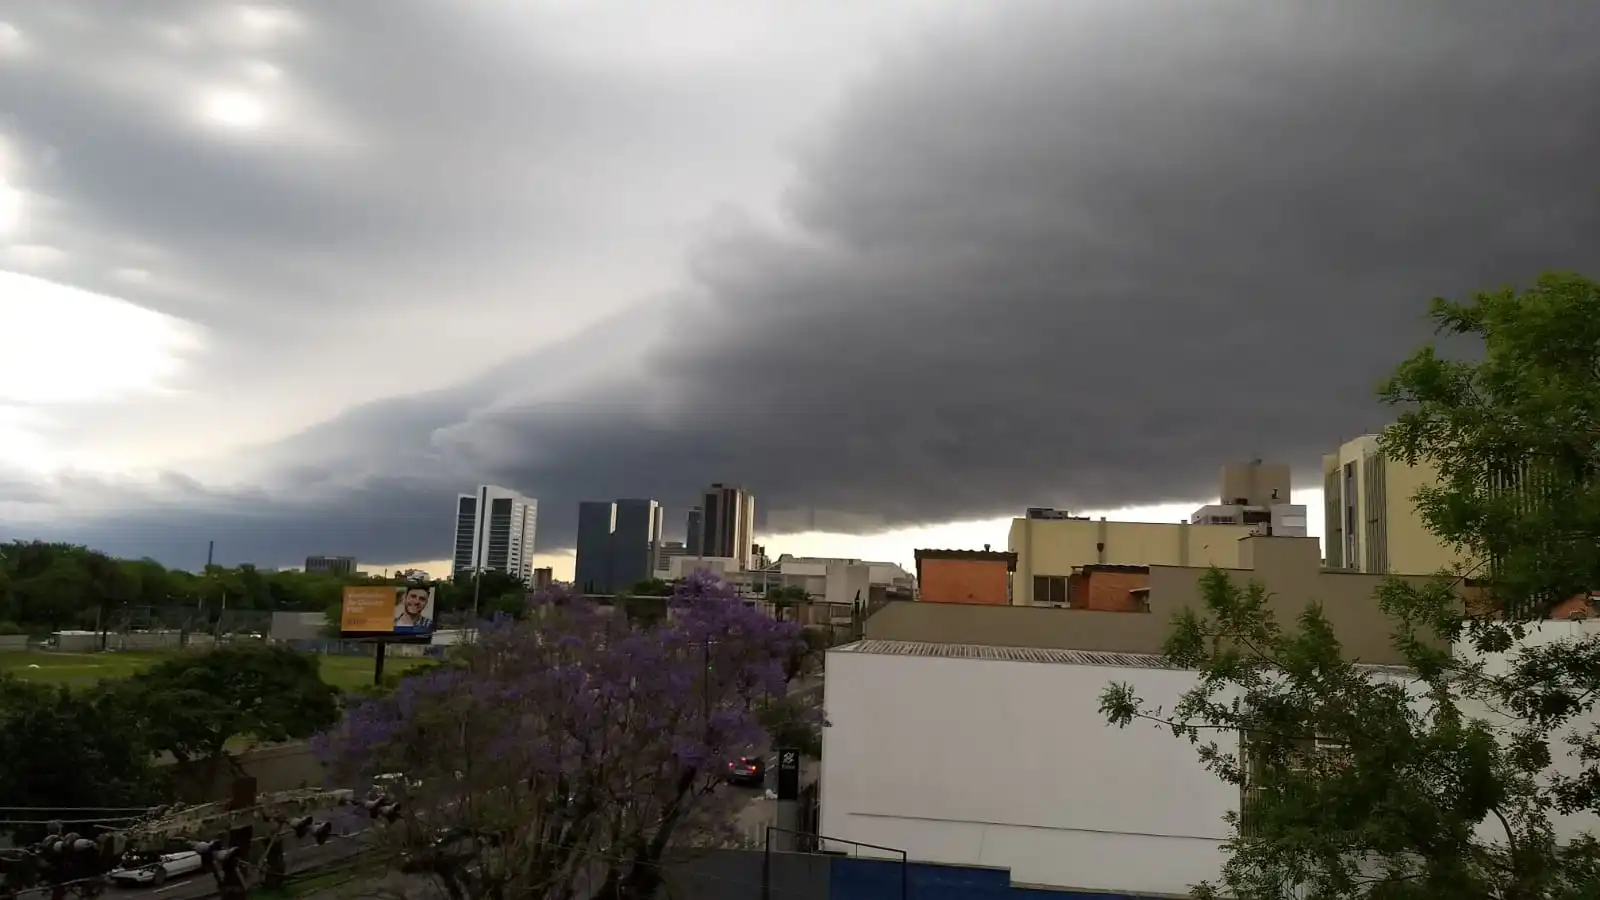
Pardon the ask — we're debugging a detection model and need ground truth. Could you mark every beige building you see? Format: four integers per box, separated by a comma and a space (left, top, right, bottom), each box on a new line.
1220, 460, 1291, 507
1009, 513, 1253, 605
1190, 460, 1308, 536
1322, 433, 1466, 575
867, 535, 1445, 666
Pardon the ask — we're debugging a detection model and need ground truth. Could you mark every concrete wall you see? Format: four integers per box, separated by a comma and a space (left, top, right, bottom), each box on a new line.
0, 634, 27, 651
1009, 518, 1252, 605
820, 648, 1233, 896
867, 536, 1435, 666
52, 631, 192, 652
1148, 537, 1437, 665
161, 740, 326, 803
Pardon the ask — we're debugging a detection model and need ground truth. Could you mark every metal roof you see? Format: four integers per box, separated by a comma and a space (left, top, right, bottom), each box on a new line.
832, 640, 1175, 669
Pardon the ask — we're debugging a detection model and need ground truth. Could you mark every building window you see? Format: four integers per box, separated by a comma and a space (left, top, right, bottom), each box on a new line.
1033, 575, 1067, 604
1239, 730, 1350, 837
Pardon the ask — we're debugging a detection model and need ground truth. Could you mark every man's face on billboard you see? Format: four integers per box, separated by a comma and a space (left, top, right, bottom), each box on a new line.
404, 589, 429, 615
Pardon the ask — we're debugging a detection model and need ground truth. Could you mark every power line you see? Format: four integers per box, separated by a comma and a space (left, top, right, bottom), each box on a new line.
0, 806, 161, 813
0, 817, 146, 826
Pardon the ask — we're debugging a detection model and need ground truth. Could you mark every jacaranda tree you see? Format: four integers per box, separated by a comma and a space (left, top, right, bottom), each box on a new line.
317, 571, 808, 900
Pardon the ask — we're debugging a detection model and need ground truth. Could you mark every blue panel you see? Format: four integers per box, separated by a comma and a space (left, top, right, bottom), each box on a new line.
828, 856, 1168, 900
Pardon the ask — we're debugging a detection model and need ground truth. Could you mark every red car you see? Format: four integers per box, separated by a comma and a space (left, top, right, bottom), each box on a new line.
725, 756, 766, 787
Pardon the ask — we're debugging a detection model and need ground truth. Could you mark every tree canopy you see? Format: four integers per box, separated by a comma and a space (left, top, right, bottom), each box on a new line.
1103, 273, 1600, 899
0, 676, 162, 839
0, 540, 535, 636
113, 644, 341, 766
317, 572, 812, 900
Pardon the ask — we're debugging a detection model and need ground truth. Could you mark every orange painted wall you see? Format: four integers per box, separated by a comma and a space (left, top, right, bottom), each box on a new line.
1068, 570, 1149, 612
920, 558, 1011, 605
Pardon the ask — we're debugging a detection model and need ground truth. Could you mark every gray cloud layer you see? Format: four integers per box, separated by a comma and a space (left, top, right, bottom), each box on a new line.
6, 0, 1600, 569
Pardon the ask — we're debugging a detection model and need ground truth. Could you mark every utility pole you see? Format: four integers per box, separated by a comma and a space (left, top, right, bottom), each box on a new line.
470, 566, 483, 638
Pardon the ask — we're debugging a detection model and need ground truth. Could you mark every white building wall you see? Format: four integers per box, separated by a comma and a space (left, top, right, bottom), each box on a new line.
822, 563, 871, 606
1459, 620, 1600, 846
820, 650, 1234, 895
661, 555, 738, 579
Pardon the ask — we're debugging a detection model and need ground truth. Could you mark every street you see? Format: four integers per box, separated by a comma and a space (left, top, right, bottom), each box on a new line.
732, 754, 819, 847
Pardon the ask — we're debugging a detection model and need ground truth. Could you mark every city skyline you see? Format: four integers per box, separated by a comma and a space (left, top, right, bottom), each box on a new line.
397, 491, 1334, 585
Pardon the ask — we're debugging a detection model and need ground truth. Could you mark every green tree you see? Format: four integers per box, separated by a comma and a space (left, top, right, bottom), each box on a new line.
0, 676, 161, 838
758, 692, 823, 758
1103, 569, 1600, 899
109, 645, 340, 783
1102, 273, 1600, 898
765, 584, 809, 625
1380, 271, 1600, 617
629, 577, 676, 597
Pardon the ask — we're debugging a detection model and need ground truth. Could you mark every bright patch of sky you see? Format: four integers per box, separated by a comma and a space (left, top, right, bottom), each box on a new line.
0, 271, 200, 408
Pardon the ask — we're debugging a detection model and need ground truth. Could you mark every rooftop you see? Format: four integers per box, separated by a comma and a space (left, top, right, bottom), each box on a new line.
831, 639, 1415, 677
913, 548, 1019, 569
831, 640, 1172, 669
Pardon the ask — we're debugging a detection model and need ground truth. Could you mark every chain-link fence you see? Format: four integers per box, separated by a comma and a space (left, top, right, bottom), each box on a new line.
99, 604, 273, 636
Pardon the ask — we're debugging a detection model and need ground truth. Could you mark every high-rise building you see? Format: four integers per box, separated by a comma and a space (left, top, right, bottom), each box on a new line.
611, 499, 663, 591
656, 540, 687, 574
1322, 433, 1463, 575
574, 498, 666, 593
453, 485, 538, 582
699, 483, 755, 570
685, 507, 703, 556
532, 567, 554, 590
304, 555, 356, 576
575, 501, 617, 594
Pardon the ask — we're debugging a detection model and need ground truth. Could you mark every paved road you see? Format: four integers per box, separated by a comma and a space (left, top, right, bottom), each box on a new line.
96, 678, 828, 895
733, 755, 819, 846
99, 807, 375, 900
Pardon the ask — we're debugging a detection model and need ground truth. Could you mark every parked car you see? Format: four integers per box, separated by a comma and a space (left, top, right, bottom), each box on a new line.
725, 756, 766, 787
108, 849, 203, 886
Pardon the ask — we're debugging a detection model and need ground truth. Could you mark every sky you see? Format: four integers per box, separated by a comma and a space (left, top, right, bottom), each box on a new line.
0, 1, 1596, 580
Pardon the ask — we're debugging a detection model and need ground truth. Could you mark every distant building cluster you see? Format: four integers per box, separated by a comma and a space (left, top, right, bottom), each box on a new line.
809, 430, 1539, 897
288, 425, 1526, 896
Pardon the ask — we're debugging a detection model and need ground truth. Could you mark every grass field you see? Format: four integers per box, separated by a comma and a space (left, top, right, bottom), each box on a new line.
0, 649, 432, 691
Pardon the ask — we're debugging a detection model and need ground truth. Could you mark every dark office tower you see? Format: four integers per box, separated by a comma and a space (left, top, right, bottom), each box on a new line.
575, 501, 617, 594
699, 483, 754, 570
686, 506, 704, 556
611, 499, 663, 590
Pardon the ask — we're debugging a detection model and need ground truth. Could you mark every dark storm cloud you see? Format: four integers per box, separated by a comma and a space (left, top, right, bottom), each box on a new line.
0, 1, 649, 330
12, 0, 1600, 567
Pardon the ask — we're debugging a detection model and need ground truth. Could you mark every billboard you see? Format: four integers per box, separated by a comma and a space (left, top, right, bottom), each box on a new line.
340, 585, 437, 640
